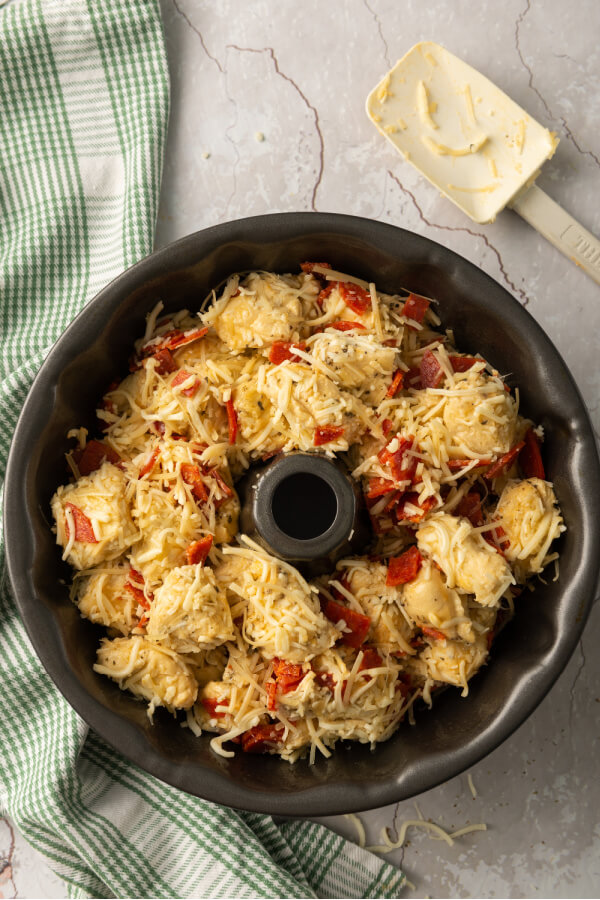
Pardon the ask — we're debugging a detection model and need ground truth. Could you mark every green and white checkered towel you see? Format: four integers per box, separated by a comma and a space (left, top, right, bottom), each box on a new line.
0, 1, 406, 897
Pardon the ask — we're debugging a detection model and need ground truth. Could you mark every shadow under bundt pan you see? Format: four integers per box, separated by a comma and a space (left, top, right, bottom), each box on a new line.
4, 213, 600, 816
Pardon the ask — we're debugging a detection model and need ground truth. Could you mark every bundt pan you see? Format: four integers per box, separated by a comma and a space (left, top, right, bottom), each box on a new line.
4, 212, 600, 816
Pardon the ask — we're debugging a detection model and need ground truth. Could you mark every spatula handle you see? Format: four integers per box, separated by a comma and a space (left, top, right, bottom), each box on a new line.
511, 183, 600, 286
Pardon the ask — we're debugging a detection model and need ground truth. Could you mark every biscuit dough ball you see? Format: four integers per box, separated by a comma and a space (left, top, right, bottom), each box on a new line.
74, 563, 137, 636
443, 375, 517, 458
262, 363, 367, 450
401, 560, 474, 643
214, 553, 338, 663
343, 560, 415, 653
146, 565, 235, 654
419, 635, 489, 695
417, 513, 514, 608
310, 331, 397, 391
495, 478, 564, 579
210, 272, 305, 350
94, 636, 198, 711
52, 462, 138, 570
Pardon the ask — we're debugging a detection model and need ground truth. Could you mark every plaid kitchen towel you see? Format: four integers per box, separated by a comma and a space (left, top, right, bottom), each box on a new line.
0, 1, 406, 897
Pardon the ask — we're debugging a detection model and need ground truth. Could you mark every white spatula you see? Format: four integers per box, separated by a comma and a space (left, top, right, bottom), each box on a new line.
366, 42, 600, 286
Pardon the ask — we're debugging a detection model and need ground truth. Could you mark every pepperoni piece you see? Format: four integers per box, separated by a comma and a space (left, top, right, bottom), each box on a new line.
420, 349, 444, 388
366, 477, 397, 499
226, 399, 238, 445
300, 261, 332, 274
359, 648, 383, 670
138, 447, 159, 479
421, 625, 447, 642
153, 348, 177, 374
64, 503, 97, 543
181, 463, 209, 503
126, 567, 152, 610
386, 370, 405, 398
386, 546, 423, 586
314, 425, 345, 446
186, 535, 213, 566
519, 428, 545, 480
447, 458, 490, 472
241, 723, 284, 753
484, 441, 525, 481
395, 493, 436, 523
449, 354, 479, 372
329, 320, 366, 331
75, 439, 121, 476
378, 436, 418, 484
455, 491, 484, 527
268, 341, 306, 365
320, 597, 370, 648
201, 696, 226, 719
402, 293, 430, 325
171, 369, 201, 397
272, 658, 306, 694
339, 281, 371, 315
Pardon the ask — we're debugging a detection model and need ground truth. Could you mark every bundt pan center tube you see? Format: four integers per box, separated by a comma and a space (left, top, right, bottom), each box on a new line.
237, 452, 370, 575
4, 212, 600, 816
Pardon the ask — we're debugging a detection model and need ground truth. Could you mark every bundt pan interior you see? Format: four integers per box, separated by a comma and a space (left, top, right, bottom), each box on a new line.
5, 212, 600, 816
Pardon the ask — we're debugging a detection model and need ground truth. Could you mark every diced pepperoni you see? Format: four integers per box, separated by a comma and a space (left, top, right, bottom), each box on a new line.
378, 436, 418, 484
140, 327, 208, 358
272, 658, 306, 693
201, 696, 226, 719
186, 535, 213, 566
402, 293, 430, 325
366, 477, 397, 499
386, 370, 405, 398
226, 399, 238, 445
358, 648, 383, 671
316, 282, 336, 308
382, 418, 394, 436
420, 349, 444, 388
314, 425, 345, 446
210, 468, 233, 499
421, 625, 447, 642
181, 463, 209, 503
241, 723, 284, 753
320, 597, 370, 648
300, 261, 332, 274
64, 503, 97, 543
268, 341, 307, 365
265, 681, 278, 710
386, 546, 423, 586
138, 447, 159, 479
339, 281, 370, 315
329, 320, 366, 331
152, 420, 166, 436
484, 441, 525, 481
519, 428, 545, 480
395, 493, 436, 523
447, 458, 489, 472
315, 671, 337, 692
126, 568, 152, 610
405, 366, 423, 389
449, 354, 479, 372
455, 491, 484, 527
166, 327, 208, 351
171, 369, 201, 397
153, 348, 177, 374
75, 439, 120, 476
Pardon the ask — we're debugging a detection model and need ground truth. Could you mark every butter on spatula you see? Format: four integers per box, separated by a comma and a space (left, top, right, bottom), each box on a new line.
367, 42, 600, 285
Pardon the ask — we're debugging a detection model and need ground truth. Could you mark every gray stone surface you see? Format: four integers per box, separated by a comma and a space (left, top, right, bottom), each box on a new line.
3, 0, 599, 896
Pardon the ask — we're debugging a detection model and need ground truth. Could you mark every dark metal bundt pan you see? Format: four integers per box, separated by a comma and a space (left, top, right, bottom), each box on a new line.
4, 212, 600, 815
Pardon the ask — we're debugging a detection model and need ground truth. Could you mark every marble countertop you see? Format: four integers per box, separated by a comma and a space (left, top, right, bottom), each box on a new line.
2, 0, 599, 897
